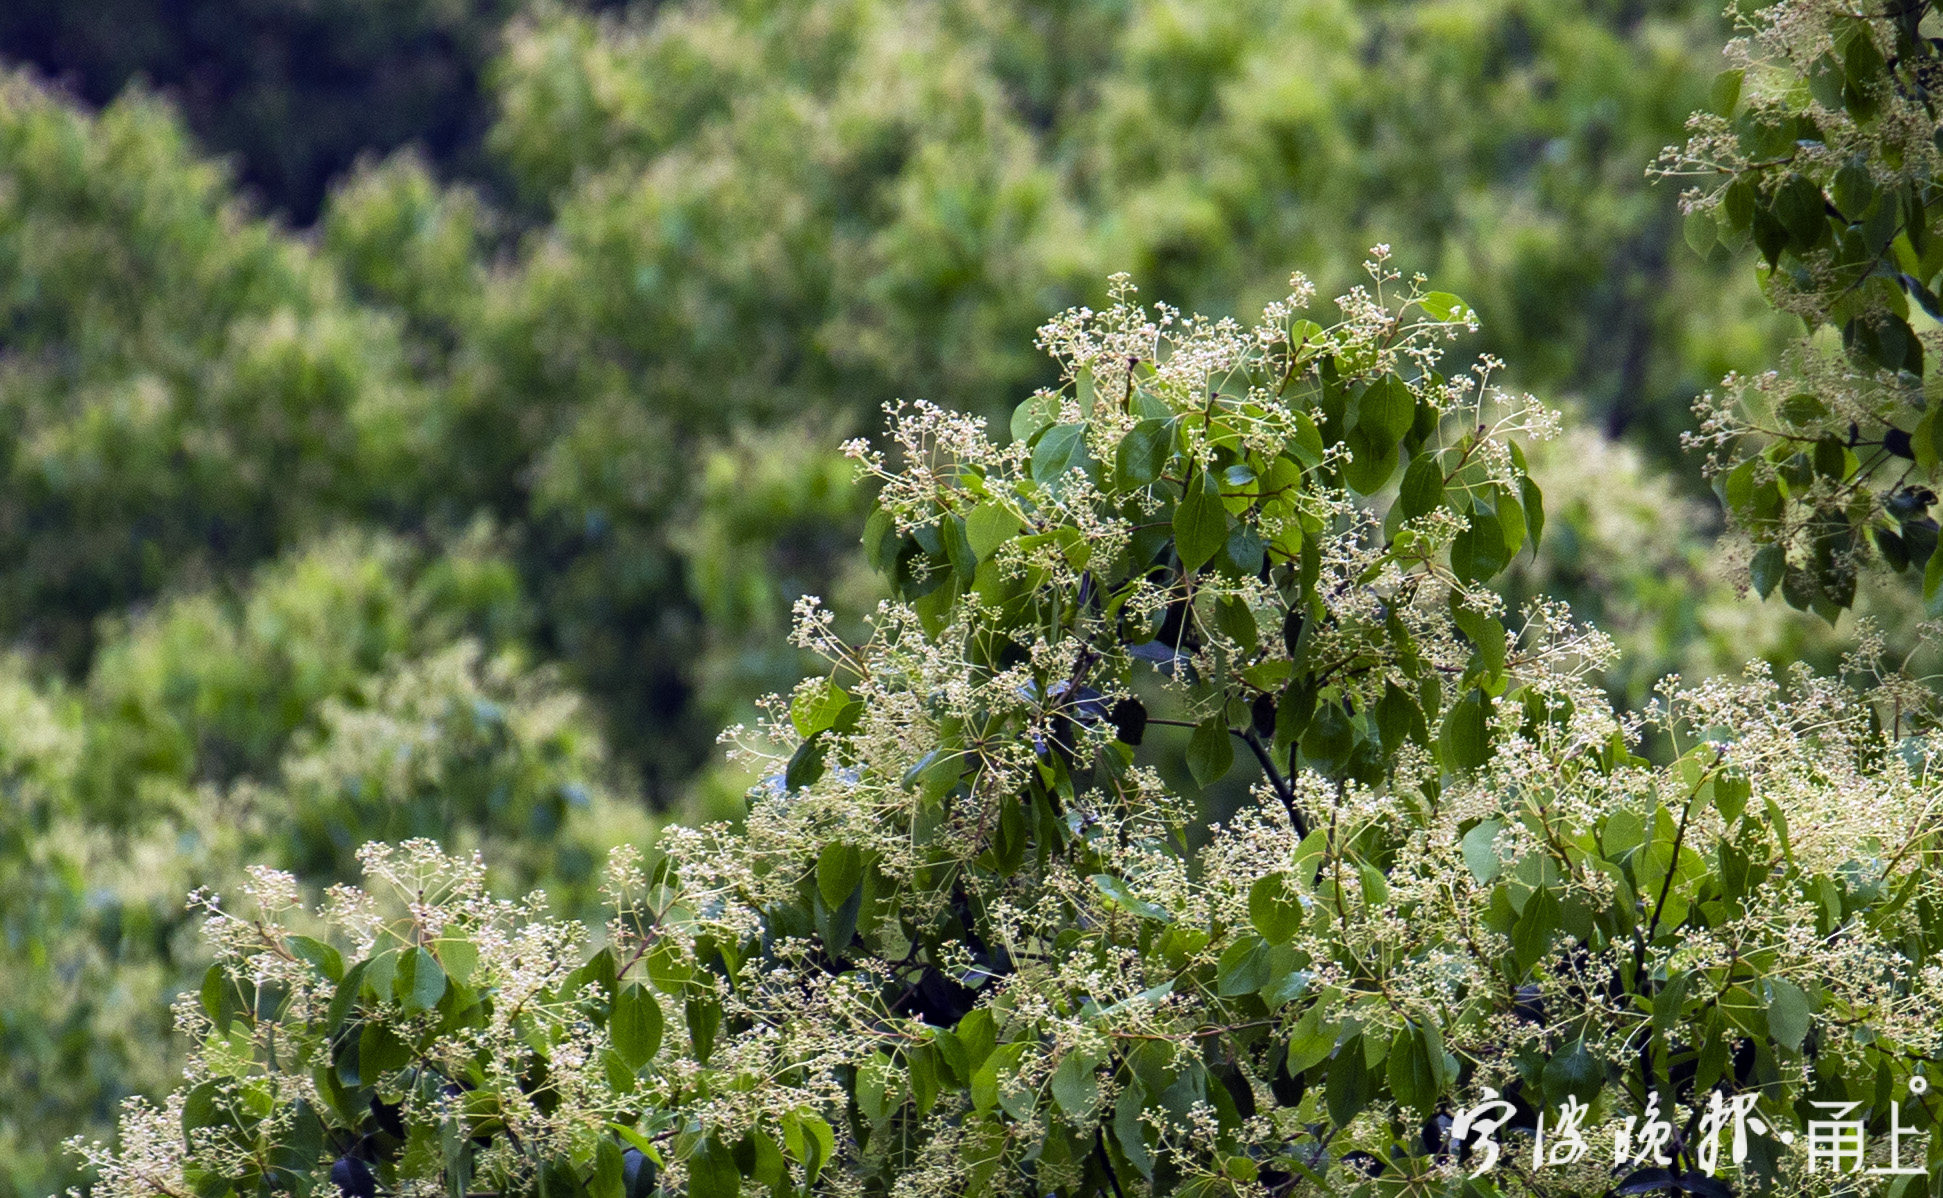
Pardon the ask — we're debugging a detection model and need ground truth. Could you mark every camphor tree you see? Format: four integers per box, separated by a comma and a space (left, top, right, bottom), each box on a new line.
69, 261, 1943, 1198
1661, 0, 1943, 640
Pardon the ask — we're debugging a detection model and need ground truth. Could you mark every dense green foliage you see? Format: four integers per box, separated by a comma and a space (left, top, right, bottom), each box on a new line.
0, 530, 650, 1198
0, 0, 554, 221
80, 268, 1574, 1197
0, 0, 1798, 799
1664, 0, 1943, 636
81, 277, 1943, 1198
4, 0, 1933, 1195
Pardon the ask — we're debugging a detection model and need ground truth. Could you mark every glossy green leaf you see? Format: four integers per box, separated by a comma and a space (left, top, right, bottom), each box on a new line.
1439, 692, 1491, 772
1356, 375, 1414, 444
1031, 423, 1092, 484
965, 501, 1019, 558
1248, 873, 1303, 944
1397, 453, 1444, 519
1751, 544, 1786, 599
1175, 469, 1228, 572
1116, 418, 1176, 489
686, 1136, 741, 1198
1091, 874, 1175, 923
1387, 1025, 1443, 1115
1325, 1038, 1373, 1126
1214, 936, 1272, 997
1461, 819, 1504, 884
1051, 1051, 1101, 1118
1766, 977, 1812, 1050
1186, 717, 1233, 786
396, 946, 446, 1016
1115, 1082, 1155, 1179
1450, 507, 1507, 582
611, 983, 664, 1069
817, 843, 862, 910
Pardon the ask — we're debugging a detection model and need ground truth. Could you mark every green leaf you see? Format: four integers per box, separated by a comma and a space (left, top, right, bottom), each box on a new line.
1722, 176, 1756, 232
1374, 681, 1419, 755
1777, 393, 1828, 427
790, 679, 852, 738
1451, 601, 1507, 680
1438, 692, 1491, 772
1186, 717, 1233, 786
1215, 937, 1273, 997
1341, 424, 1399, 494
325, 959, 369, 1035
784, 732, 826, 791
965, 501, 1020, 559
1010, 392, 1058, 442
1213, 595, 1259, 652
1711, 68, 1744, 116
1326, 1038, 1373, 1126
1284, 1005, 1336, 1074
1116, 418, 1176, 489
1174, 469, 1229, 572
1248, 873, 1303, 945
1542, 1038, 1602, 1104
1260, 963, 1313, 1007
1450, 508, 1507, 582
1813, 434, 1850, 481
1833, 158, 1876, 219
611, 983, 664, 1069
1752, 201, 1788, 267
1091, 874, 1174, 923
1714, 770, 1751, 824
1775, 173, 1828, 250
1684, 207, 1716, 256
1845, 30, 1885, 104
908, 1046, 940, 1115
1652, 971, 1693, 1034
943, 514, 977, 582
1420, 292, 1468, 322
437, 937, 477, 986
686, 1136, 741, 1198
1461, 819, 1505, 884
1750, 544, 1786, 599
686, 996, 721, 1063
1849, 312, 1923, 374
1220, 524, 1265, 577
1289, 411, 1326, 468
1300, 699, 1354, 775
1397, 453, 1444, 519
817, 842, 863, 910
287, 936, 344, 983
396, 946, 447, 1016
1031, 423, 1092, 484
1115, 1082, 1155, 1179
181, 1080, 221, 1138
1519, 473, 1544, 551
1051, 1051, 1101, 1118
1766, 977, 1812, 1050
788, 1112, 834, 1185
857, 1051, 897, 1123
200, 964, 235, 1035
1387, 1026, 1442, 1115
593, 1139, 625, 1198
359, 1020, 411, 1079
1355, 375, 1414, 444
1513, 884, 1562, 972
971, 1042, 1021, 1112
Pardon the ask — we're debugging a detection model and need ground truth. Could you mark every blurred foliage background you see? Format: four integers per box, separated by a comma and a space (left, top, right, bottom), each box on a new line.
0, 0, 1887, 1193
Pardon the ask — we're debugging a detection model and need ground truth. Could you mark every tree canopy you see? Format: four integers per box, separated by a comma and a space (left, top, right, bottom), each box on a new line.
10, 1, 1943, 1197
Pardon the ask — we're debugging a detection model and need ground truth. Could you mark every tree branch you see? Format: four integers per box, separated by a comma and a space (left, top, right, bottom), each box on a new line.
1239, 727, 1310, 838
